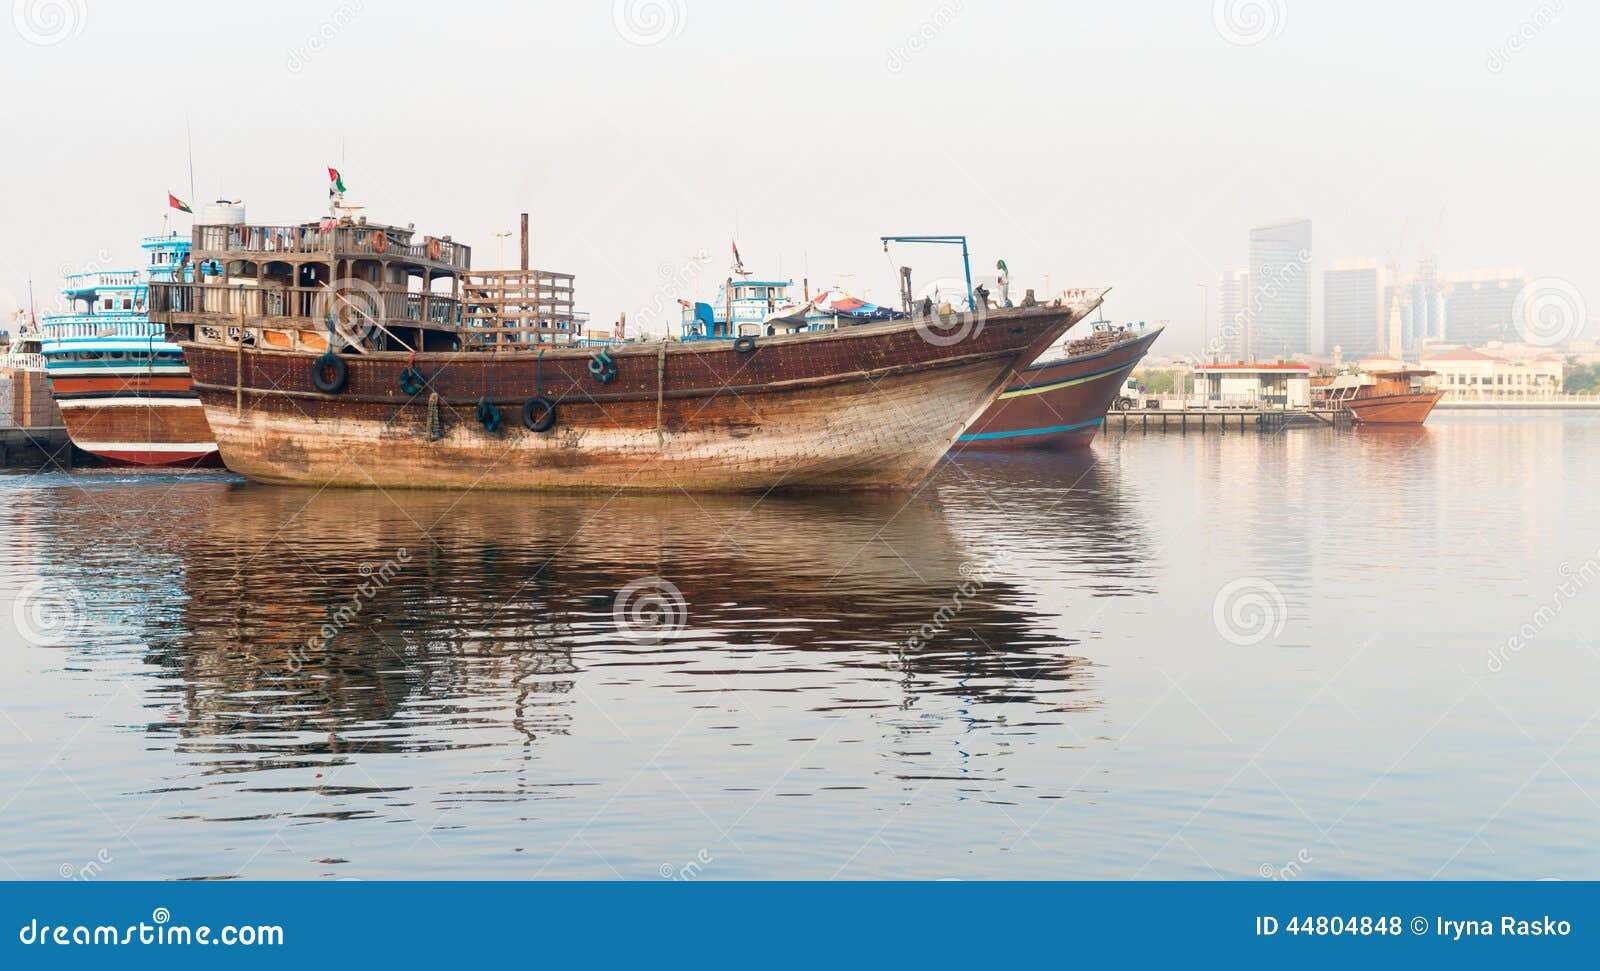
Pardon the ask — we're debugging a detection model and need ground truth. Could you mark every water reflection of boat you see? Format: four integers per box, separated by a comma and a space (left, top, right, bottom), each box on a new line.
121, 484, 1094, 748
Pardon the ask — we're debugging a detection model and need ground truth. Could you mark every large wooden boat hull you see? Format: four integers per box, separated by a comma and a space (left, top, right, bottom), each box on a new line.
954, 327, 1161, 451
1346, 389, 1444, 425
46, 372, 221, 467
181, 298, 1103, 491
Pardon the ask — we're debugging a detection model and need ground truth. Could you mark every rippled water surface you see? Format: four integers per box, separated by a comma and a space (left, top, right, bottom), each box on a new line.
1, 412, 1597, 880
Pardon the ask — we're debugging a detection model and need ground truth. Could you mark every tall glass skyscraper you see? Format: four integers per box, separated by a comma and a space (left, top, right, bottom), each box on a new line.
1324, 260, 1384, 361
1247, 218, 1312, 359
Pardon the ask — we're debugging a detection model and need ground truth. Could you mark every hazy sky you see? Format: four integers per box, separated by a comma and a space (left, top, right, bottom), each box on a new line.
1, 0, 1595, 352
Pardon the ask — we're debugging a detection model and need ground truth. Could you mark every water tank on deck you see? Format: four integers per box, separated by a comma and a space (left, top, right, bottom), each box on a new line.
201, 201, 246, 225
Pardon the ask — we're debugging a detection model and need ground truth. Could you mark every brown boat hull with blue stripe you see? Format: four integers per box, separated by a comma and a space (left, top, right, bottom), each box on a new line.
955, 326, 1162, 451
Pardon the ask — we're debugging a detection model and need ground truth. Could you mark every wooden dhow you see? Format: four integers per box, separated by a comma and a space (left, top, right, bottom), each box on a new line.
148, 212, 1104, 492
1313, 368, 1444, 425
955, 319, 1161, 451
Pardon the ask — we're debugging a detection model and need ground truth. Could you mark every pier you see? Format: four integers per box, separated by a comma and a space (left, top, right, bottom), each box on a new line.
1108, 406, 1350, 432
0, 425, 74, 468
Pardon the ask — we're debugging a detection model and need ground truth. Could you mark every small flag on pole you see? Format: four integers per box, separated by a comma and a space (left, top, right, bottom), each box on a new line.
327, 167, 346, 193
168, 193, 192, 214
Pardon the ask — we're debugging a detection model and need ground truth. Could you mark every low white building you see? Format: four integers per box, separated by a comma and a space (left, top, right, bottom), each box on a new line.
1191, 363, 1312, 408
1419, 347, 1563, 399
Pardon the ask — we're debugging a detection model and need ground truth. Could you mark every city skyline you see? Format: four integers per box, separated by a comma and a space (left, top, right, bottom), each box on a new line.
2, 1, 1596, 356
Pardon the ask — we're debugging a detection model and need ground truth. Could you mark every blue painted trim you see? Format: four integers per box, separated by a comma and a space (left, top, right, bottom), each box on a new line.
957, 418, 1103, 442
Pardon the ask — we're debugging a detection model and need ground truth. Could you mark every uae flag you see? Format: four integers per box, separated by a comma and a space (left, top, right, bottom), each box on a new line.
328, 167, 346, 193
168, 193, 192, 214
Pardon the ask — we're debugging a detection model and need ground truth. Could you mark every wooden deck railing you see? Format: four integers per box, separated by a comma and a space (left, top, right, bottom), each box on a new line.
191, 224, 471, 269
149, 283, 460, 327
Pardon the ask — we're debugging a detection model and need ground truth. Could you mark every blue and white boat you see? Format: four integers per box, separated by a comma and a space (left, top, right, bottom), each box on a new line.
38, 231, 218, 466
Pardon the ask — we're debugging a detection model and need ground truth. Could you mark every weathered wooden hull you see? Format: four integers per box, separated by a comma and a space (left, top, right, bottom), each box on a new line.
182, 299, 1102, 491
954, 327, 1161, 451
47, 373, 221, 467
1346, 389, 1444, 425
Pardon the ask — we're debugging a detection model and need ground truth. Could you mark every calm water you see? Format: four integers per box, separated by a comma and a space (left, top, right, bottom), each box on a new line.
1, 412, 1596, 881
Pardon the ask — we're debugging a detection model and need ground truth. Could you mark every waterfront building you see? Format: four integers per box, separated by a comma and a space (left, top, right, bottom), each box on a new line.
1419, 346, 1563, 399
1192, 362, 1312, 408
1247, 219, 1312, 359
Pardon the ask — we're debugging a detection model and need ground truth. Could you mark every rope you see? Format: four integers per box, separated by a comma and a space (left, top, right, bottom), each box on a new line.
427, 391, 442, 441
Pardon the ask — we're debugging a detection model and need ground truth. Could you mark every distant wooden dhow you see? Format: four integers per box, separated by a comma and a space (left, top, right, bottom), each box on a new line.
148, 210, 1103, 492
